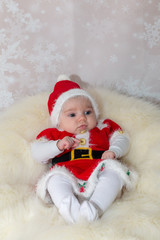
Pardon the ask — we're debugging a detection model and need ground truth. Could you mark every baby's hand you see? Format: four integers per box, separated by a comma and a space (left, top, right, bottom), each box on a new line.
57, 136, 80, 151
101, 151, 116, 160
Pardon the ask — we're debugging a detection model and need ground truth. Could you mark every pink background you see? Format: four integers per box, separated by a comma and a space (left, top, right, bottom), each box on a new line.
0, 0, 160, 111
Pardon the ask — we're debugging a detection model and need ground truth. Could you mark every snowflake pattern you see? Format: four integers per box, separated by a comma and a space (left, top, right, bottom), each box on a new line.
121, 5, 130, 14
85, 18, 115, 41
109, 54, 118, 63
26, 41, 65, 74
142, 19, 160, 48
0, 0, 160, 112
0, 90, 14, 108
114, 77, 160, 101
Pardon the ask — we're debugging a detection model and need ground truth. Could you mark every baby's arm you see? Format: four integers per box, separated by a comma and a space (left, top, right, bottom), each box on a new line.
101, 131, 130, 160
31, 139, 62, 164
108, 131, 130, 159
31, 136, 80, 164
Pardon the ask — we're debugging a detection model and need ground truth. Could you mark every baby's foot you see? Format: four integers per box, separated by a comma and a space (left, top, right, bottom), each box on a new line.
59, 195, 80, 224
79, 200, 99, 222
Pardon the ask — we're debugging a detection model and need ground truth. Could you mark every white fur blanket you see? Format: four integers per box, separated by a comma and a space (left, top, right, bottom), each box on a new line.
0, 88, 160, 240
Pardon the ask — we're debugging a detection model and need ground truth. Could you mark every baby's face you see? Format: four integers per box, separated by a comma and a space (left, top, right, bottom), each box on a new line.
58, 96, 97, 134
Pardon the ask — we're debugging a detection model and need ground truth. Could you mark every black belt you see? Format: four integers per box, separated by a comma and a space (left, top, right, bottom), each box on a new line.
52, 148, 104, 165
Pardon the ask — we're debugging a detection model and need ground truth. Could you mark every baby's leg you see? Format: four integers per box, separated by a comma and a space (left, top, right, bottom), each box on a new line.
80, 169, 124, 222
90, 169, 124, 213
47, 174, 80, 224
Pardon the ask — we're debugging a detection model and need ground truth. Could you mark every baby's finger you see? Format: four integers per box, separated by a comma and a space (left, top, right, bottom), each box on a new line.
63, 139, 72, 149
72, 138, 80, 143
71, 138, 80, 148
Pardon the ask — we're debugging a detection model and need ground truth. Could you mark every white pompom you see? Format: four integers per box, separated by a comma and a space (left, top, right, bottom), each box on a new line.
57, 74, 70, 82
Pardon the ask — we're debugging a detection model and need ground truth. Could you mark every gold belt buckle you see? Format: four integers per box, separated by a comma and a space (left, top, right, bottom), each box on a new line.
71, 148, 93, 161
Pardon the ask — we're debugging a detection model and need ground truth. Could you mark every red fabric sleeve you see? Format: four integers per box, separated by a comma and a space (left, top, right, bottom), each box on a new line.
103, 119, 122, 138
36, 128, 59, 141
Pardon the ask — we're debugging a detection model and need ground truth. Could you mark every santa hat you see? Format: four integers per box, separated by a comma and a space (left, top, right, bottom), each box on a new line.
48, 75, 99, 127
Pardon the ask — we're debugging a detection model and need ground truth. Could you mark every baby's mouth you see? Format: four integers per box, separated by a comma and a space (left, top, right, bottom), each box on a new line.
78, 124, 87, 130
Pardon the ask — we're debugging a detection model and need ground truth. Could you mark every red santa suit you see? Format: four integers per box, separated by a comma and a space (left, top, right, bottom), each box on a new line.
31, 76, 138, 223
32, 118, 136, 203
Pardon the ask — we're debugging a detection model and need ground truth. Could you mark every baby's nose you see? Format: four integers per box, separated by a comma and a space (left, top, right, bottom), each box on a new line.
78, 113, 86, 121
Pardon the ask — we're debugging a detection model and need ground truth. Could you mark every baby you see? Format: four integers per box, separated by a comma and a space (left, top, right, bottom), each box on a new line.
31, 75, 136, 224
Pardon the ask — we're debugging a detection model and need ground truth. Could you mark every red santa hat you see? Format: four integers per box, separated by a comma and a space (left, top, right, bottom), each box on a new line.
48, 75, 99, 127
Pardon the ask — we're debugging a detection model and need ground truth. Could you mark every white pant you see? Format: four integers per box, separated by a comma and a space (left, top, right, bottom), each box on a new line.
47, 169, 124, 223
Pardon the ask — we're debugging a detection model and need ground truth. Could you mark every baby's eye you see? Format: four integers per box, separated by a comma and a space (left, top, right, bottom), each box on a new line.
68, 113, 76, 117
85, 110, 92, 115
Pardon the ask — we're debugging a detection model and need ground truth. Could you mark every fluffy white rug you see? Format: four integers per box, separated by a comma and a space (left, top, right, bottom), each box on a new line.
0, 87, 160, 240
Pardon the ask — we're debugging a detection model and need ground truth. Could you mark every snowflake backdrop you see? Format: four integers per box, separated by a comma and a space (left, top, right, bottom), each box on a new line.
0, 0, 160, 111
